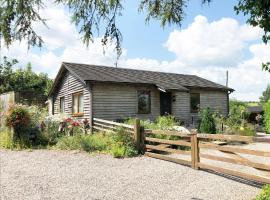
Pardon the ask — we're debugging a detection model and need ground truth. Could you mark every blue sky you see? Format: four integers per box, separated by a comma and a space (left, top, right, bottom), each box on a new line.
2, 0, 270, 101
118, 0, 246, 60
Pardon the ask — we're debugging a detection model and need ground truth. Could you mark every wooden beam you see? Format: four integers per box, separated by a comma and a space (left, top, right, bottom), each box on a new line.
200, 153, 270, 171
93, 118, 134, 129
145, 152, 191, 166
199, 163, 270, 184
146, 144, 190, 155
145, 137, 191, 147
199, 142, 270, 157
197, 133, 253, 143
145, 129, 190, 137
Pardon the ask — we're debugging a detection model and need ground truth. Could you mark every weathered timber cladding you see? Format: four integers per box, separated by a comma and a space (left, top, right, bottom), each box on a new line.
193, 90, 228, 115
53, 70, 91, 120
92, 83, 160, 121
171, 91, 190, 124
51, 70, 229, 124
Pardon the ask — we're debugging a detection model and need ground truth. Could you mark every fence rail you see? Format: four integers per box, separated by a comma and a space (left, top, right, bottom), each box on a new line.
143, 128, 270, 184
91, 118, 270, 184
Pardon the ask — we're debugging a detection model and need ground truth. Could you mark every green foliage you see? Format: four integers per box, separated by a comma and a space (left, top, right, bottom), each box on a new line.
1, 0, 269, 65
198, 107, 216, 134
0, 128, 14, 149
213, 101, 256, 136
56, 135, 82, 150
0, 57, 53, 96
56, 128, 137, 158
264, 101, 270, 134
80, 134, 111, 152
255, 185, 270, 200
234, 1, 270, 71
260, 85, 270, 104
227, 102, 249, 127
4, 104, 48, 148
110, 127, 137, 158
126, 115, 178, 130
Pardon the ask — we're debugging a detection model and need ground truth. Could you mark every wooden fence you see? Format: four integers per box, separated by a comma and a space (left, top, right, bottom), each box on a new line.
91, 118, 270, 184
93, 118, 143, 151
144, 129, 270, 184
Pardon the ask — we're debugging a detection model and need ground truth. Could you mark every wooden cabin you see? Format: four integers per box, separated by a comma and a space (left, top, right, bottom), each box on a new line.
48, 62, 234, 126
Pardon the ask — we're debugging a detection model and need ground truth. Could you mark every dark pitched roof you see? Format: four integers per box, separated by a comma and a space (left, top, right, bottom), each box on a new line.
49, 62, 234, 96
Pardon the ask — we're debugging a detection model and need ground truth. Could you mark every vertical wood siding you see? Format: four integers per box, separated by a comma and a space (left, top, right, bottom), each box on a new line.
92, 83, 160, 121
53, 71, 91, 120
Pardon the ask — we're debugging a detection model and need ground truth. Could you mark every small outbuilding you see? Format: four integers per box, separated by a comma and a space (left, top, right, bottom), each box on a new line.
48, 62, 234, 126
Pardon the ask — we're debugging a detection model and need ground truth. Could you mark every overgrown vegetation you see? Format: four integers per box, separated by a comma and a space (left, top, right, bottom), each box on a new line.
213, 100, 256, 136
198, 107, 216, 134
255, 185, 270, 200
264, 101, 270, 134
0, 105, 137, 158
56, 128, 137, 158
126, 115, 179, 130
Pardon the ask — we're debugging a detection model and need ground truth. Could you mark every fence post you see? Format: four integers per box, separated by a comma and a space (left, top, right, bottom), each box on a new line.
190, 129, 199, 170
134, 118, 141, 153
140, 127, 145, 154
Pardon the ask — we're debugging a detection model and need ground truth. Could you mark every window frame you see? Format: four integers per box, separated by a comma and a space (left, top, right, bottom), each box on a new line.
137, 90, 151, 114
72, 92, 84, 117
59, 96, 65, 113
190, 93, 200, 113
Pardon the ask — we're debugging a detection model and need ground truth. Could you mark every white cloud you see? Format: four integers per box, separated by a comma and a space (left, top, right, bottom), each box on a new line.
164, 15, 263, 67
1, 8, 270, 101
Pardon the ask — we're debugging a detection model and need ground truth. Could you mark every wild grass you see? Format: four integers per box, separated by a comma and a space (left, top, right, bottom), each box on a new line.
55, 128, 138, 158
255, 185, 270, 200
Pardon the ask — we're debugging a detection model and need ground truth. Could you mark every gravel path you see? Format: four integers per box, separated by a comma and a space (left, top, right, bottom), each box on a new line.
0, 150, 260, 200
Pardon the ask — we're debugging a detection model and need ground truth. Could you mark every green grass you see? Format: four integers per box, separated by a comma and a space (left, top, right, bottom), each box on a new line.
255, 185, 270, 200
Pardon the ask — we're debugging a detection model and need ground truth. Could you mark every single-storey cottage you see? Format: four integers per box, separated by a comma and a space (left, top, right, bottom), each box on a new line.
48, 62, 234, 125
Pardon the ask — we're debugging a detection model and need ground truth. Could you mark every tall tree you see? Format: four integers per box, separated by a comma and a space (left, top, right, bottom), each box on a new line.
0, 57, 53, 96
0, 0, 269, 65
260, 85, 270, 104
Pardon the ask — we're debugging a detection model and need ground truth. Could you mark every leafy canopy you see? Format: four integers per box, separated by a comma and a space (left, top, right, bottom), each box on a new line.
0, 0, 270, 64
0, 56, 53, 96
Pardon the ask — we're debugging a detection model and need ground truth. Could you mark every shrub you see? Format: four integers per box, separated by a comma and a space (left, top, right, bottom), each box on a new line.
5, 105, 32, 147
156, 115, 178, 130
110, 127, 137, 158
227, 103, 249, 127
255, 185, 270, 200
264, 101, 270, 134
198, 107, 216, 134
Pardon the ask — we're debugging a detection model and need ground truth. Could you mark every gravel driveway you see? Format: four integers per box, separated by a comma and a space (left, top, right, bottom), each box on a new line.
0, 150, 260, 200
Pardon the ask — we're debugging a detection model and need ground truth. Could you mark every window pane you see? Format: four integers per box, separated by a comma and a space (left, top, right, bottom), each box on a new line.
73, 95, 78, 113
190, 93, 200, 113
60, 97, 65, 113
138, 91, 151, 114
79, 94, 84, 113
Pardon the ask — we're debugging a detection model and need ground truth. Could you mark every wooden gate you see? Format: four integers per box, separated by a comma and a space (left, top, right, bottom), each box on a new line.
144, 129, 270, 184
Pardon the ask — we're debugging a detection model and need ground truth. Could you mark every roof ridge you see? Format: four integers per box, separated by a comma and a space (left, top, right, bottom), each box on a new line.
62, 62, 195, 77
